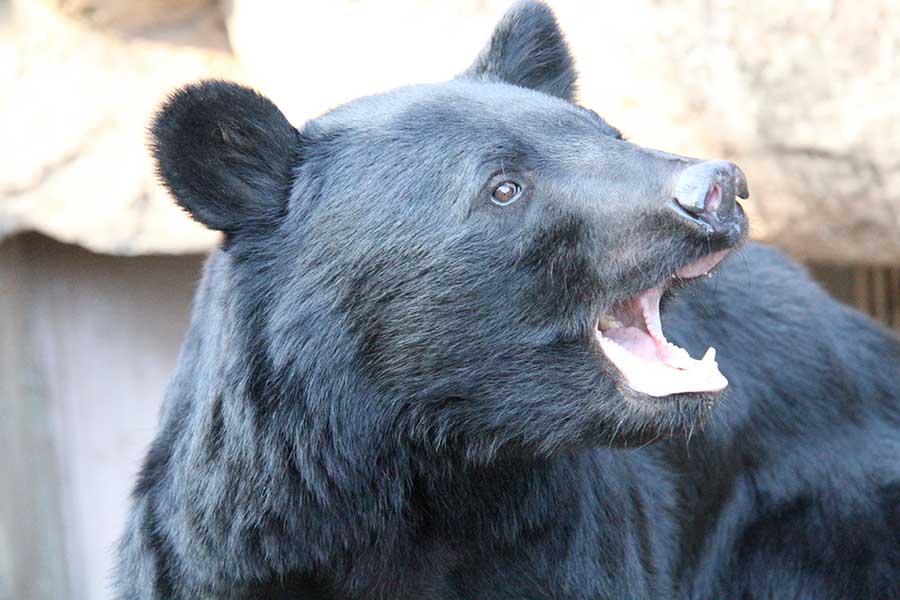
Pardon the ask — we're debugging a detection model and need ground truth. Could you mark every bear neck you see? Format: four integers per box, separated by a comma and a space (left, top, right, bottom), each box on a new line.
161, 250, 617, 582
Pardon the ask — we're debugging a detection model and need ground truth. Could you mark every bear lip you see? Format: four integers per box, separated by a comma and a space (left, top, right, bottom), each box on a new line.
596, 250, 731, 398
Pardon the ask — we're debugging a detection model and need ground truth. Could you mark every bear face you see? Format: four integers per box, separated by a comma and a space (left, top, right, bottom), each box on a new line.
151, 1, 748, 460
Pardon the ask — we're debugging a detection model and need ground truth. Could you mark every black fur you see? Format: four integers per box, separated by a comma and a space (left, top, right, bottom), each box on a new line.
463, 0, 577, 101
151, 80, 298, 235
117, 2, 900, 598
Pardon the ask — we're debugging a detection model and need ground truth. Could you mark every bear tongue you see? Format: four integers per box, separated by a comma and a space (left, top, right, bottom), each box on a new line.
597, 287, 728, 397
602, 326, 659, 361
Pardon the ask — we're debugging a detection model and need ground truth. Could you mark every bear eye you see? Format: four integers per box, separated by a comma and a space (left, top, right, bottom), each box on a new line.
491, 181, 522, 205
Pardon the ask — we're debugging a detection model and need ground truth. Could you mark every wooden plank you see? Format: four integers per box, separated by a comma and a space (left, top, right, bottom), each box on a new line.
889, 267, 900, 331
871, 267, 888, 323
852, 266, 870, 315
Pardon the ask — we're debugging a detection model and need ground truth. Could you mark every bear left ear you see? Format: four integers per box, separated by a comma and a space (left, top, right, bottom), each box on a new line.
150, 80, 299, 235
462, 1, 577, 101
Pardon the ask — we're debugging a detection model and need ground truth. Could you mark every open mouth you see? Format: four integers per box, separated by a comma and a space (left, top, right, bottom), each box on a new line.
596, 250, 731, 398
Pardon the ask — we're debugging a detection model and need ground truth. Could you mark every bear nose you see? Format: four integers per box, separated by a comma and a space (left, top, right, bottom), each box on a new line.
670, 160, 748, 224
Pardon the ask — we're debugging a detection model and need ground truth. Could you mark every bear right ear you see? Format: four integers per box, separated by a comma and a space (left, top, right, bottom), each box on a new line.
150, 80, 299, 234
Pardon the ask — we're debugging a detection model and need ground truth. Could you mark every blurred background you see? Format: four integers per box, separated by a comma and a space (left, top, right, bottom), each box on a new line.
1, 0, 899, 598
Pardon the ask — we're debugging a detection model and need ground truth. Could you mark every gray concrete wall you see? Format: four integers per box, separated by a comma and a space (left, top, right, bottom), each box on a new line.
0, 234, 203, 600
1, 235, 70, 599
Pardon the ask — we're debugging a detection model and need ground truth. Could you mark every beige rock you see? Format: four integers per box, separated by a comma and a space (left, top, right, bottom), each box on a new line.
48, 0, 213, 34
2, 0, 899, 263
584, 0, 900, 267
0, 0, 229, 254
224, 0, 499, 124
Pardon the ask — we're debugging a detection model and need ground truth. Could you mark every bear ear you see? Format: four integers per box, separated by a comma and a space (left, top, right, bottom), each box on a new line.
462, 1, 577, 101
150, 80, 298, 234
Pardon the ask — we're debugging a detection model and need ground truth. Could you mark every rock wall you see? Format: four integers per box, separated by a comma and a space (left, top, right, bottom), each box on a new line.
2, 0, 899, 264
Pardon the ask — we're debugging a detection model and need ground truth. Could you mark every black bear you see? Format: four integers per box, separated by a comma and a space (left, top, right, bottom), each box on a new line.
115, 2, 900, 598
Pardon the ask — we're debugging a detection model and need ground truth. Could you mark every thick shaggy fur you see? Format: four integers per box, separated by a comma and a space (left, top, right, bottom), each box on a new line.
116, 2, 900, 598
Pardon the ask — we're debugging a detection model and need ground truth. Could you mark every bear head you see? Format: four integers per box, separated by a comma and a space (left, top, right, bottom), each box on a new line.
150, 0, 749, 461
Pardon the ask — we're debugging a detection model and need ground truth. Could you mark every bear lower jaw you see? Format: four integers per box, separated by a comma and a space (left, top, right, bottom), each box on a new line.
596, 251, 731, 398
